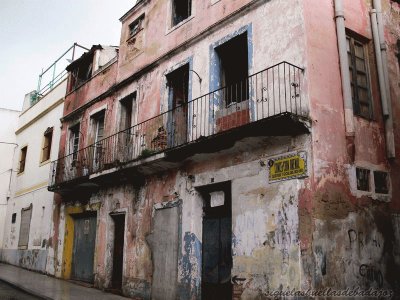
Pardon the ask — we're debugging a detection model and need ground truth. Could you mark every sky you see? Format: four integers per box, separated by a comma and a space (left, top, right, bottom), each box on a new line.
0, 0, 136, 111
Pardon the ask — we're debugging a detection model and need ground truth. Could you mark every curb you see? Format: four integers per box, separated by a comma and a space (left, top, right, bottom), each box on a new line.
0, 278, 51, 300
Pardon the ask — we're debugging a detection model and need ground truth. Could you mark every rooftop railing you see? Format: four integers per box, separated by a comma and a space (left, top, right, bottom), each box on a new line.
49, 61, 305, 189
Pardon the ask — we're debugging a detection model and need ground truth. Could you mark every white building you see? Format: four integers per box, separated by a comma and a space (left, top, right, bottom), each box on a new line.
0, 80, 66, 274
0, 108, 20, 252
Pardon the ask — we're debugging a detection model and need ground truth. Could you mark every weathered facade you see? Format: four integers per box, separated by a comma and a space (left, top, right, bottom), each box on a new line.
0, 45, 86, 274
49, 0, 400, 299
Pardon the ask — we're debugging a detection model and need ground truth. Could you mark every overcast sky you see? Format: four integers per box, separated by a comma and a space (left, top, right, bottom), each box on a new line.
0, 0, 136, 111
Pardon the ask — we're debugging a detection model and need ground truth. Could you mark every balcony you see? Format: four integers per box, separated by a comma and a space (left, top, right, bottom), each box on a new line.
49, 62, 308, 192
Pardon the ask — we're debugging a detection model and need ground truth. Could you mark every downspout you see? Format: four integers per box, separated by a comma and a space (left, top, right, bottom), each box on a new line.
371, 0, 395, 158
334, 0, 355, 159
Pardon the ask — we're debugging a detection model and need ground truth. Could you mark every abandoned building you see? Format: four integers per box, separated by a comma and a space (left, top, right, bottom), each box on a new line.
46, 0, 400, 299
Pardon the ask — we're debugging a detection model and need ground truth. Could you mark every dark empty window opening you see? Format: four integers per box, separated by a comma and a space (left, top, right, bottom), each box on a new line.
356, 167, 370, 191
19, 146, 27, 174
41, 127, 53, 162
172, 0, 192, 27
167, 64, 189, 108
11, 213, 16, 224
374, 171, 389, 194
347, 35, 372, 119
215, 33, 249, 106
129, 14, 145, 38
69, 54, 94, 91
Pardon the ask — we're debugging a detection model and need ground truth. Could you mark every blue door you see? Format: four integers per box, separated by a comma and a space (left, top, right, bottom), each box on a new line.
71, 214, 97, 283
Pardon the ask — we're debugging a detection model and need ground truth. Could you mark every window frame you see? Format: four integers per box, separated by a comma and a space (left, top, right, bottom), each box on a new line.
69, 123, 80, 161
346, 33, 373, 119
18, 146, 28, 174
171, 0, 192, 28
128, 14, 145, 40
41, 127, 53, 163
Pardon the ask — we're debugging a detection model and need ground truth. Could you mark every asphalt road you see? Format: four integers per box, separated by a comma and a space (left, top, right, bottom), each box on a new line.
0, 279, 43, 300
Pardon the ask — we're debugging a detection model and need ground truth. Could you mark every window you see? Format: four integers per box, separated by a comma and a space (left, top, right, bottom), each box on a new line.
347, 35, 372, 118
120, 92, 136, 130
374, 171, 389, 194
92, 111, 105, 169
215, 33, 249, 106
356, 167, 370, 191
69, 124, 80, 160
18, 146, 27, 174
172, 0, 192, 27
11, 213, 16, 224
167, 64, 190, 146
93, 112, 105, 144
129, 14, 145, 38
18, 205, 32, 249
41, 127, 53, 162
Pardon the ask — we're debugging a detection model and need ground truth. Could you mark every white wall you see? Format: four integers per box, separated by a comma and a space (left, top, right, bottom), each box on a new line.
1, 79, 66, 274
0, 108, 19, 249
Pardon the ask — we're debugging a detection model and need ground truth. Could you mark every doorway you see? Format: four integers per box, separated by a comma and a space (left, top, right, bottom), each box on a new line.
71, 213, 97, 283
199, 182, 232, 300
167, 63, 189, 147
111, 214, 125, 290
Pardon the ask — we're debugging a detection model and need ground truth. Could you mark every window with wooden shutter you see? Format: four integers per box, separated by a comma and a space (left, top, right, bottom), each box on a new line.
18, 204, 32, 249
346, 35, 373, 119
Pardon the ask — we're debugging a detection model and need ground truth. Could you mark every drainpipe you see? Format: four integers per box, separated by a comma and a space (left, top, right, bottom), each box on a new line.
334, 0, 355, 160
371, 0, 395, 158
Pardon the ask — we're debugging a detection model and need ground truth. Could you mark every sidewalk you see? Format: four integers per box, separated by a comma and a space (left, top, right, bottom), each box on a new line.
0, 263, 129, 300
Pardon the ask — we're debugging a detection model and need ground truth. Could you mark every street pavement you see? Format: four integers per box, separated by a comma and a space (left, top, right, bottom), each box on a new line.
0, 263, 129, 300
0, 279, 43, 300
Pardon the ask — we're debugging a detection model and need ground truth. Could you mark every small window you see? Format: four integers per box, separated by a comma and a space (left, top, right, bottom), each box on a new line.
41, 127, 53, 162
374, 171, 389, 194
11, 213, 16, 224
69, 124, 80, 160
18, 205, 32, 249
19, 146, 28, 174
129, 14, 145, 38
346, 35, 372, 119
172, 0, 192, 27
356, 167, 370, 191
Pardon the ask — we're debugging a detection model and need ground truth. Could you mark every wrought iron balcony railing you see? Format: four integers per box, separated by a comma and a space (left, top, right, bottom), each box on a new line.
49, 61, 305, 189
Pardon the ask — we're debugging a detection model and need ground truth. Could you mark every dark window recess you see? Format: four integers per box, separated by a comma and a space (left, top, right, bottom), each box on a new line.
129, 14, 145, 37
68, 54, 94, 91
69, 124, 80, 161
215, 33, 249, 106
120, 92, 136, 130
374, 171, 389, 194
11, 213, 16, 224
172, 0, 192, 26
166, 64, 189, 146
19, 146, 28, 173
41, 127, 53, 162
347, 35, 372, 119
356, 167, 370, 191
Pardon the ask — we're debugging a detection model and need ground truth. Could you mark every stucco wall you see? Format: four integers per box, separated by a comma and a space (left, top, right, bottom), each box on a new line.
1, 80, 65, 275
0, 108, 19, 250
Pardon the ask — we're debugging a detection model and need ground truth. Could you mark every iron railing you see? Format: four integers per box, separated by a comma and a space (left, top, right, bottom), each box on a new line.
49, 61, 305, 188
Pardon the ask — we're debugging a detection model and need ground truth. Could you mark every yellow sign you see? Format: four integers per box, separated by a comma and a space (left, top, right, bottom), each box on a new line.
268, 152, 307, 182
